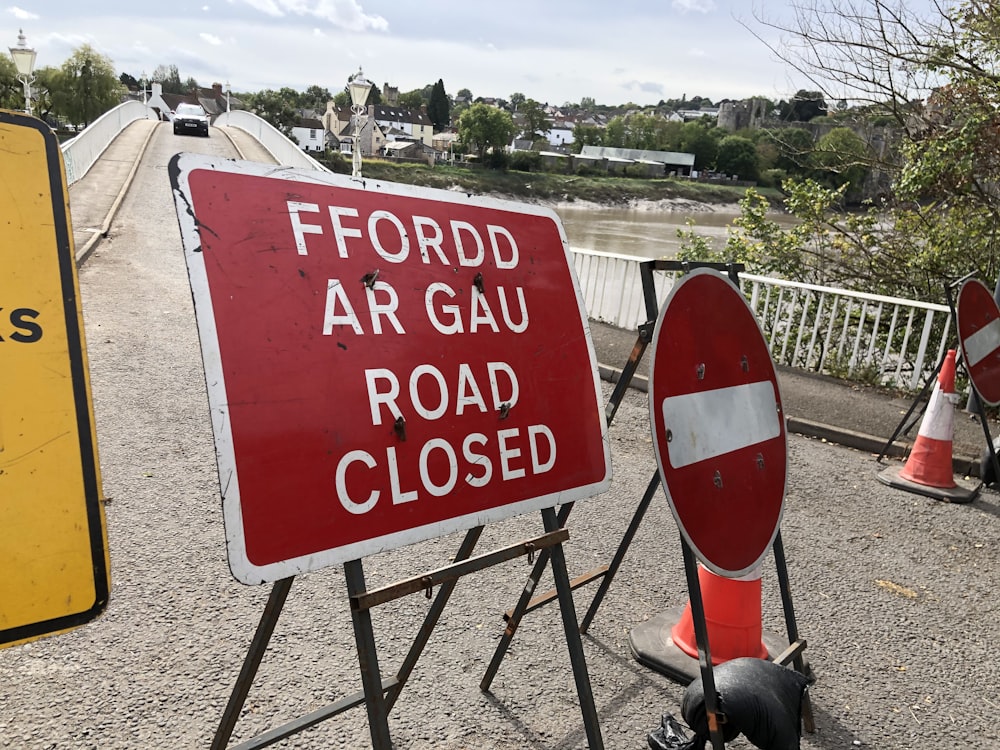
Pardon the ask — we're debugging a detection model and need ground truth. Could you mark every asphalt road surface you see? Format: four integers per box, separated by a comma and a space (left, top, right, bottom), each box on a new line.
2, 122, 999, 749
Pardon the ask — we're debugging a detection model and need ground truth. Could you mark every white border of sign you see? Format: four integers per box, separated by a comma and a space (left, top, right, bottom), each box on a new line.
169, 153, 612, 584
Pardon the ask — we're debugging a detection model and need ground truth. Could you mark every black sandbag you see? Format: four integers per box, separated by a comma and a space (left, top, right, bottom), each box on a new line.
681, 657, 809, 750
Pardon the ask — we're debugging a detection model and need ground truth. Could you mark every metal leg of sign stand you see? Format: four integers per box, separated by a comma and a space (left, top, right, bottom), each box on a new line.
542, 505, 604, 750
680, 541, 726, 750
772, 532, 815, 734
604, 319, 655, 425
215, 526, 568, 749
384, 526, 484, 712
481, 503, 576, 691
972, 389, 1000, 489
875, 356, 942, 464
344, 559, 394, 750
486, 262, 749, 683
211, 577, 295, 750
580, 470, 660, 634
480, 507, 604, 747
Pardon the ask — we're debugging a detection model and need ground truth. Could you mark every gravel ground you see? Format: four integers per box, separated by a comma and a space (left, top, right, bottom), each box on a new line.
2, 125, 999, 750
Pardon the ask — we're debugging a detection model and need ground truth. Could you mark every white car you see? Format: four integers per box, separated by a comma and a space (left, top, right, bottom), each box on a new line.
173, 103, 209, 137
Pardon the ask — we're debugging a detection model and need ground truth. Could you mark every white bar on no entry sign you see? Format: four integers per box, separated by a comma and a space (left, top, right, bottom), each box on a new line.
660, 381, 780, 468
963, 318, 1000, 368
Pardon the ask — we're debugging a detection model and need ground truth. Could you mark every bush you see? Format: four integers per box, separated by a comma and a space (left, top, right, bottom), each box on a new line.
509, 150, 542, 172
760, 168, 787, 189
484, 150, 509, 170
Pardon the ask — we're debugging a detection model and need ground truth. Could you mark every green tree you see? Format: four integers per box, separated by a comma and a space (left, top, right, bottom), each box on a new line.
30, 66, 60, 122
715, 135, 759, 181
680, 0, 1000, 300
246, 89, 300, 135
738, 0, 1000, 299
301, 85, 333, 112
456, 102, 516, 165
399, 90, 423, 108
53, 45, 123, 127
519, 98, 551, 142
0, 55, 25, 110
810, 126, 869, 195
509, 92, 525, 112
623, 112, 667, 150
571, 123, 604, 152
679, 121, 720, 170
428, 79, 450, 130
152, 64, 183, 94
785, 90, 827, 122
603, 116, 626, 147
765, 127, 815, 175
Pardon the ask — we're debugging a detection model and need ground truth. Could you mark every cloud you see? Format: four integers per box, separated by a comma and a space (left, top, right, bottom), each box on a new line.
672, 0, 716, 13
235, 0, 388, 31
7, 5, 39, 20
627, 80, 666, 96
240, 0, 284, 17
200, 33, 223, 45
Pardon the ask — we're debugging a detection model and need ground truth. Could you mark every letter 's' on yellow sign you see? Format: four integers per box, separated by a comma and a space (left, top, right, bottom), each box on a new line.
0, 110, 110, 648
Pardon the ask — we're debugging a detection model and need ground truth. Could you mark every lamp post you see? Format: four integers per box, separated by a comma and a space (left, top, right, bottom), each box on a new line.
225, 80, 231, 113
348, 67, 373, 178
8, 29, 37, 116
140, 71, 149, 104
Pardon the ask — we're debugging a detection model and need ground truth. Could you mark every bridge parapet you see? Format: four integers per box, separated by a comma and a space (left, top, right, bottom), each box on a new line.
214, 110, 330, 173
62, 100, 157, 185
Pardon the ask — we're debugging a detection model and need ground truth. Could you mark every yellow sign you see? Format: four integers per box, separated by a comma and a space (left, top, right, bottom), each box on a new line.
0, 110, 110, 648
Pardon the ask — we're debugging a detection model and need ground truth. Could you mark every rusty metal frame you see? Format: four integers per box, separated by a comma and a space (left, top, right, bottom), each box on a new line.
484, 261, 745, 683
210, 514, 603, 749
484, 260, 814, 748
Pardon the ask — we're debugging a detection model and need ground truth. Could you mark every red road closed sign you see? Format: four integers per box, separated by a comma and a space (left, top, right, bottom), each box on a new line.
169, 155, 611, 584
648, 270, 786, 577
957, 278, 1000, 406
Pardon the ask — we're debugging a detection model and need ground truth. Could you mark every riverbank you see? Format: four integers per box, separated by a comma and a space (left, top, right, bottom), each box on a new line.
352, 157, 782, 212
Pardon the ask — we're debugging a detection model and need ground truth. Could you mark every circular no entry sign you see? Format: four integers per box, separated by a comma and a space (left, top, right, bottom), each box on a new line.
648, 269, 787, 577
957, 278, 1000, 407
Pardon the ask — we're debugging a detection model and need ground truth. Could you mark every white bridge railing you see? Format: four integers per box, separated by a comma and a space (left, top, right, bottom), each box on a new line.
214, 110, 332, 173
571, 248, 953, 391
62, 100, 157, 185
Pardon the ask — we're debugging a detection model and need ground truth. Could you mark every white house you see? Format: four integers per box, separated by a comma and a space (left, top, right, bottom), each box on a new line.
291, 117, 325, 152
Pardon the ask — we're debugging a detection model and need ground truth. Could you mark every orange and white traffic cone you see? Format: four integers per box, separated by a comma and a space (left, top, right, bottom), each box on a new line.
878, 349, 978, 502
629, 563, 794, 684
669, 564, 768, 665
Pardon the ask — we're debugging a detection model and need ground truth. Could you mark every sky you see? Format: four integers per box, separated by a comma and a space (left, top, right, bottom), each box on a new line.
4, 1, 814, 107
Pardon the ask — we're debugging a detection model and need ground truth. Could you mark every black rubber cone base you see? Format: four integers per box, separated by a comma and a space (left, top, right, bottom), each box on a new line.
877, 464, 980, 504
629, 607, 800, 686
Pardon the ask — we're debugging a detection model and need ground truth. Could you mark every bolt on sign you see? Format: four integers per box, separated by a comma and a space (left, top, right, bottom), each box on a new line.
0, 110, 110, 648
648, 269, 787, 578
168, 154, 611, 585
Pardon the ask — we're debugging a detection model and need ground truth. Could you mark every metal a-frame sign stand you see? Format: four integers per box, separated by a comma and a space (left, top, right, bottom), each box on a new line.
482, 261, 813, 750
169, 152, 613, 750
876, 273, 1000, 497
211, 512, 604, 749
